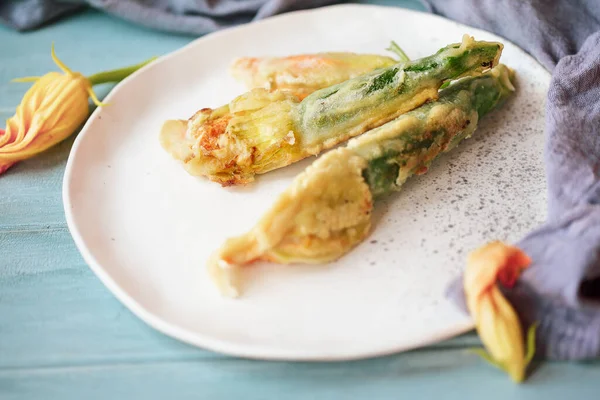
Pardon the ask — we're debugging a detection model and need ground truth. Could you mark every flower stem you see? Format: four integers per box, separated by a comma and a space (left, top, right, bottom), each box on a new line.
87, 57, 156, 86
386, 41, 410, 63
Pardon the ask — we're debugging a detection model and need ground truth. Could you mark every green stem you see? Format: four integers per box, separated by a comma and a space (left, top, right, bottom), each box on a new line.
87, 56, 157, 85
386, 41, 410, 63
524, 322, 538, 365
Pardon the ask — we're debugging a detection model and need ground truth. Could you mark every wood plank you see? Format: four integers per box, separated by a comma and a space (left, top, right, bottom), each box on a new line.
1, 356, 599, 400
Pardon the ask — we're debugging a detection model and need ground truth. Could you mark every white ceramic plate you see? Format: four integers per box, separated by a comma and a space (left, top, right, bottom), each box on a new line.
63, 4, 550, 360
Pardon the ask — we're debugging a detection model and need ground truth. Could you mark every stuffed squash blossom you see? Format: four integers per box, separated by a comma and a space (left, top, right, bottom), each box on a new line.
160, 35, 503, 186
208, 64, 516, 297
230, 52, 399, 100
229, 41, 410, 99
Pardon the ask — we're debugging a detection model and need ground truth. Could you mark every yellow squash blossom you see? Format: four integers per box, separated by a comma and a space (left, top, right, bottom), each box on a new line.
464, 241, 537, 382
0, 45, 153, 174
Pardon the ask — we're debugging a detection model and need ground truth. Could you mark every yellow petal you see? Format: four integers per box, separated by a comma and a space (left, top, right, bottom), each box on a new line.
0, 71, 90, 167
463, 241, 532, 382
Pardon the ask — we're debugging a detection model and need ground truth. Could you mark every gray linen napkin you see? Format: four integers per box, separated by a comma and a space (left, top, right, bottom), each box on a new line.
423, 0, 600, 360
0, 0, 339, 34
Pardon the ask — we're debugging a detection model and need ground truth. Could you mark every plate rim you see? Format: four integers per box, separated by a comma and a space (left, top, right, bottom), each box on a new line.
62, 3, 549, 361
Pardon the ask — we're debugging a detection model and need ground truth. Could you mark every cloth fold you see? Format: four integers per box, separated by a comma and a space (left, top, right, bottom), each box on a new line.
0, 0, 339, 34
423, 0, 600, 360
0, 0, 85, 31
423, 0, 600, 71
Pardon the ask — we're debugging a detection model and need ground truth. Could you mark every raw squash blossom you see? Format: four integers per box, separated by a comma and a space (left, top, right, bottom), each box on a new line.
464, 241, 537, 382
0, 45, 153, 174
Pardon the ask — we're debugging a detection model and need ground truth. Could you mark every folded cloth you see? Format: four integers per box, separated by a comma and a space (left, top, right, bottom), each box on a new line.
0, 0, 85, 31
0, 0, 340, 34
423, 0, 600, 360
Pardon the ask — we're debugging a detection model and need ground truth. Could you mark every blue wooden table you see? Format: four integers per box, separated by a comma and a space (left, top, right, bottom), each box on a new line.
1, 1, 599, 398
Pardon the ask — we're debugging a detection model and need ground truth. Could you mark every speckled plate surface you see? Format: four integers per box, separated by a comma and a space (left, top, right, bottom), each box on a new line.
63, 4, 550, 360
